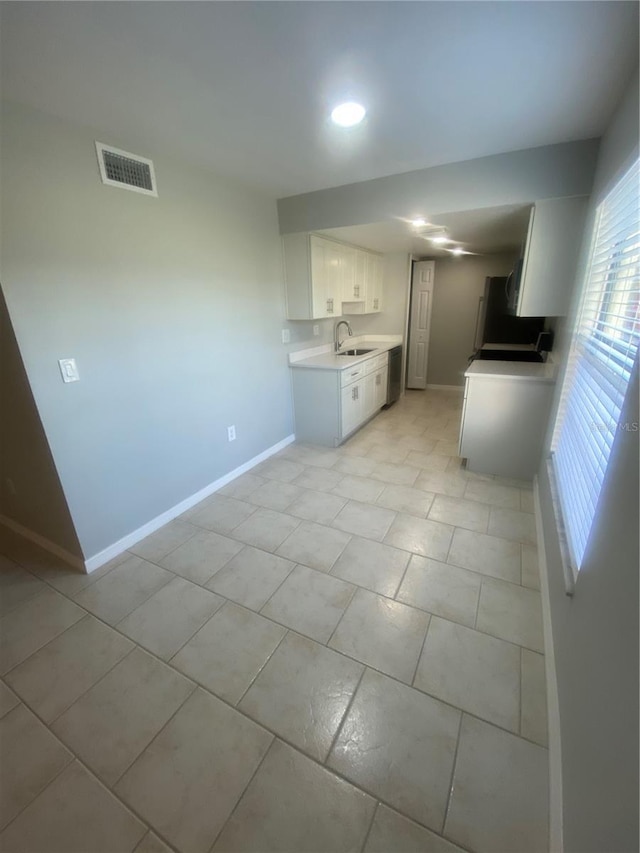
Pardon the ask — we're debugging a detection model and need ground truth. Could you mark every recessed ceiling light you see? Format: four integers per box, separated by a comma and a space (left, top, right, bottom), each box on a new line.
449, 247, 466, 256
331, 102, 366, 127
430, 235, 453, 244
411, 218, 427, 228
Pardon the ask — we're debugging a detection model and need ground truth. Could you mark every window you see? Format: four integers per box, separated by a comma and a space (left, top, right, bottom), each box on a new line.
551, 158, 639, 576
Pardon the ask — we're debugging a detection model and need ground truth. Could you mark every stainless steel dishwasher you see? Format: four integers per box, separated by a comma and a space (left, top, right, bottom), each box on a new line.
385, 345, 402, 405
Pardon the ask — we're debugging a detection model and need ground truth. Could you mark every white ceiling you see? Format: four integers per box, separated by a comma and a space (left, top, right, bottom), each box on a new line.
320, 204, 532, 256
1, 2, 637, 199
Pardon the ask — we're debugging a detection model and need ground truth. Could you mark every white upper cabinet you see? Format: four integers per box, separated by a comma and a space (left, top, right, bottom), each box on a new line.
283, 232, 383, 319
283, 233, 343, 320
342, 247, 383, 315
341, 246, 360, 301
517, 196, 589, 317
365, 252, 383, 314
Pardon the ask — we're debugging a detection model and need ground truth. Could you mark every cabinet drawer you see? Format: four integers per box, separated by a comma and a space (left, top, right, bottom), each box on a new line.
364, 356, 378, 376
373, 352, 388, 370
340, 365, 365, 387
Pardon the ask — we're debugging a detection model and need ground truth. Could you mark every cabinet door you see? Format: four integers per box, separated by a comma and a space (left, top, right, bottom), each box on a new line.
363, 372, 376, 419
517, 196, 588, 317
366, 254, 383, 313
310, 236, 342, 318
310, 236, 330, 319
374, 366, 388, 410
341, 246, 357, 301
341, 381, 364, 437
354, 249, 367, 301
325, 240, 343, 317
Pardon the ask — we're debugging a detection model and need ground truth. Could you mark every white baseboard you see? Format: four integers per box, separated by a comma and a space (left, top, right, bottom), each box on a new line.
426, 384, 464, 392
0, 514, 85, 571
533, 476, 564, 853
84, 434, 295, 573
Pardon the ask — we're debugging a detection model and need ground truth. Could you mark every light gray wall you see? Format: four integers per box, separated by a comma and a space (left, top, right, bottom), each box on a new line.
537, 70, 639, 852
426, 253, 517, 387
277, 139, 600, 234
1, 101, 294, 559
0, 286, 82, 558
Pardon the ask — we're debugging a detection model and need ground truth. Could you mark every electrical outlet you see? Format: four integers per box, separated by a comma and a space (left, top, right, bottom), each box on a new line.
313, 325, 320, 336
281, 329, 291, 344
227, 425, 236, 442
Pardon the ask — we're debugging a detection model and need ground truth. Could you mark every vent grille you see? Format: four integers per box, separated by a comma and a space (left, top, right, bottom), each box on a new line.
95, 142, 157, 197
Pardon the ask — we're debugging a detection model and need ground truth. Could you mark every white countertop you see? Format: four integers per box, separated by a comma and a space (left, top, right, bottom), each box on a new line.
289, 335, 403, 371
465, 359, 557, 382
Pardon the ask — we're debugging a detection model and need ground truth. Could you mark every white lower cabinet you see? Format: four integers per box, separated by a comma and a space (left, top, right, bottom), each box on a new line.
374, 366, 388, 410
291, 352, 389, 447
341, 380, 365, 437
459, 374, 555, 480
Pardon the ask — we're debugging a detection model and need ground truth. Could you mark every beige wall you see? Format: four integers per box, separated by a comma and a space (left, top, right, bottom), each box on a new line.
426, 253, 518, 387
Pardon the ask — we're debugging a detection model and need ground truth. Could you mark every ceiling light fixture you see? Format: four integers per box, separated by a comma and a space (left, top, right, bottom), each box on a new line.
411, 218, 427, 228
449, 247, 469, 256
429, 235, 453, 244
331, 102, 366, 127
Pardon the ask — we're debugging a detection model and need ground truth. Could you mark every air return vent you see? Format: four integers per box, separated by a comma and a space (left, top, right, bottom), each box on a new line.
95, 142, 158, 197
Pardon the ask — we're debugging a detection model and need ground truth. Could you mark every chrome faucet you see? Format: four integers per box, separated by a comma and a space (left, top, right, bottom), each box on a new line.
334, 320, 353, 352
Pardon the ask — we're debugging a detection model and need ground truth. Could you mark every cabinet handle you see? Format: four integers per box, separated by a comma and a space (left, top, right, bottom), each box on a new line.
376, 374, 381, 385
354, 285, 360, 298
373, 298, 379, 309
327, 298, 334, 313
354, 387, 359, 400
351, 387, 356, 401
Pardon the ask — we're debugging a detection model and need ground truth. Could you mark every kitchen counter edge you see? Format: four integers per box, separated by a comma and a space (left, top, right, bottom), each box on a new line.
289, 337, 402, 371
464, 359, 557, 382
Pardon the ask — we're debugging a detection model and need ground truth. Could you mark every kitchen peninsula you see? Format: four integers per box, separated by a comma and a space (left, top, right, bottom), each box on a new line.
459, 359, 558, 480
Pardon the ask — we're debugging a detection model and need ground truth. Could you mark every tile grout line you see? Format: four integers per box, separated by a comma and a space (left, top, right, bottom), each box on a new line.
519, 646, 524, 738
142, 592, 228, 666
322, 664, 368, 767
0, 591, 88, 680
473, 578, 483, 630
441, 710, 464, 838
390, 550, 413, 601
233, 627, 291, 708
410, 612, 433, 690
41, 641, 139, 728
205, 734, 277, 853
109, 678, 199, 790
323, 581, 359, 649
359, 800, 380, 853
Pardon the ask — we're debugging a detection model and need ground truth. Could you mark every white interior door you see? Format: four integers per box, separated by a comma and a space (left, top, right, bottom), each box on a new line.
406, 261, 434, 389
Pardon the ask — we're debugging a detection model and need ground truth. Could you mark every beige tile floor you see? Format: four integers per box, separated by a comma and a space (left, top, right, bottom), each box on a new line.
0, 389, 550, 853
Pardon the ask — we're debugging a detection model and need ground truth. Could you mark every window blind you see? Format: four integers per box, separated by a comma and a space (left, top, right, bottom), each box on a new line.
551, 158, 640, 572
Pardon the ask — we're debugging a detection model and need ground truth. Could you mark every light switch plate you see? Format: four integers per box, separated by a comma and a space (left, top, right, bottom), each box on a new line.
58, 358, 80, 383
281, 329, 291, 344
313, 325, 320, 336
